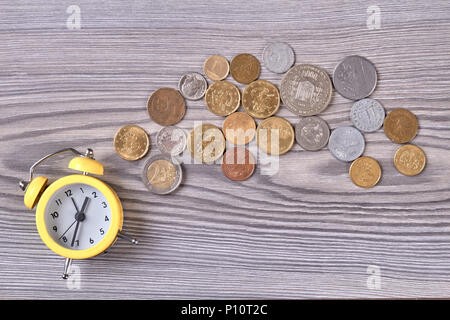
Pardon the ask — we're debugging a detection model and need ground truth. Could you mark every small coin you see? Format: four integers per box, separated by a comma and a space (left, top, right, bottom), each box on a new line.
203, 55, 229, 81
262, 42, 295, 74
187, 123, 226, 163
205, 80, 240, 116
328, 126, 365, 162
147, 88, 186, 126
384, 108, 418, 144
142, 154, 182, 194
295, 116, 330, 151
333, 55, 378, 100
350, 98, 385, 132
113, 125, 150, 161
178, 72, 208, 100
349, 156, 382, 188
242, 80, 280, 119
156, 126, 186, 156
230, 53, 261, 84
256, 116, 294, 155
394, 144, 426, 176
280, 64, 333, 116
223, 112, 256, 145
221, 147, 256, 181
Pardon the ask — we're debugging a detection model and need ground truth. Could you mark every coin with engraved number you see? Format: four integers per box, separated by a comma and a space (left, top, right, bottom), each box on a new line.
256, 116, 294, 155
221, 147, 256, 181
204, 55, 229, 81
187, 123, 226, 163
350, 98, 385, 132
280, 64, 333, 116
262, 42, 295, 74
328, 126, 365, 162
223, 112, 256, 145
295, 116, 330, 151
333, 55, 377, 100
205, 80, 240, 116
142, 154, 182, 195
114, 125, 150, 161
178, 72, 208, 100
349, 156, 382, 188
147, 88, 186, 126
384, 108, 418, 144
230, 53, 261, 84
242, 80, 280, 119
156, 126, 186, 156
394, 144, 426, 176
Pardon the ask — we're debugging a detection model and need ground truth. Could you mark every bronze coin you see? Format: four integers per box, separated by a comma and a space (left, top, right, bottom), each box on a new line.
187, 123, 226, 163
349, 156, 382, 188
394, 144, 426, 176
256, 116, 294, 155
113, 125, 150, 161
383, 108, 418, 143
230, 53, 261, 84
222, 112, 256, 145
205, 81, 240, 116
221, 147, 256, 181
147, 88, 186, 126
203, 55, 229, 81
242, 80, 280, 119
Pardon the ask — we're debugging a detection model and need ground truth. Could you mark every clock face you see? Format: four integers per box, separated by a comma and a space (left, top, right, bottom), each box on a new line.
44, 183, 112, 250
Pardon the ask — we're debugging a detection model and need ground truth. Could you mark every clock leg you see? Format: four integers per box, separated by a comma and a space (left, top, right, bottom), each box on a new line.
117, 232, 139, 245
62, 258, 73, 279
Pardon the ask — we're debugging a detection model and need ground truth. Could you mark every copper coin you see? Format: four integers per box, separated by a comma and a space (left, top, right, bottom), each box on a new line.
230, 53, 261, 84
349, 156, 382, 188
113, 125, 150, 161
394, 144, 426, 176
223, 112, 256, 145
384, 108, 418, 143
205, 81, 240, 116
203, 55, 229, 81
242, 80, 280, 119
221, 147, 256, 181
147, 88, 186, 126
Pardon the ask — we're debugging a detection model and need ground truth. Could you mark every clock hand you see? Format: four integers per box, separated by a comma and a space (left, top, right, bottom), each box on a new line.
59, 197, 81, 240
59, 220, 77, 240
71, 197, 80, 215
70, 197, 90, 247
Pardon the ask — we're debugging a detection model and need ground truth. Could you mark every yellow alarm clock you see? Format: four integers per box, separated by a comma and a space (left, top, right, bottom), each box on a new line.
19, 148, 138, 279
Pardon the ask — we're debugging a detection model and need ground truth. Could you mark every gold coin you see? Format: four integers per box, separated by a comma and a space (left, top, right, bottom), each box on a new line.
205, 81, 240, 116
203, 55, 229, 81
384, 108, 418, 143
256, 116, 294, 155
349, 156, 382, 188
187, 123, 226, 163
147, 159, 177, 189
242, 80, 280, 119
114, 125, 150, 161
223, 112, 256, 145
230, 53, 260, 84
394, 144, 426, 176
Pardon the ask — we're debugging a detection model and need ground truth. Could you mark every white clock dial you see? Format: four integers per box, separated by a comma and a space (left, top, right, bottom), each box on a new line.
44, 183, 111, 250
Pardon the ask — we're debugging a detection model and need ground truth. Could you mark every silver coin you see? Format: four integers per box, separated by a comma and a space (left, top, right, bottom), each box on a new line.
142, 154, 182, 195
295, 116, 330, 151
280, 64, 333, 116
350, 98, 385, 132
262, 42, 295, 74
333, 55, 377, 100
156, 126, 186, 156
328, 126, 365, 162
178, 72, 208, 100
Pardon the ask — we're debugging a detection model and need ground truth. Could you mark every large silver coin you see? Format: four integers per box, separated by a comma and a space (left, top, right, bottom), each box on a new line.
262, 42, 295, 74
328, 126, 365, 162
178, 72, 208, 100
295, 116, 330, 151
280, 64, 333, 116
350, 98, 385, 132
142, 154, 183, 195
156, 126, 186, 156
333, 55, 377, 100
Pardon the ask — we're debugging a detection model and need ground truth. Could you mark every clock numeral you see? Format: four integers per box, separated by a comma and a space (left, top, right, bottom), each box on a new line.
99, 228, 105, 235
62, 236, 68, 243
52, 226, 57, 232
105, 216, 109, 222
55, 199, 62, 206
89, 238, 94, 244
101, 202, 107, 208
51, 211, 59, 219
64, 189, 72, 197
92, 191, 98, 198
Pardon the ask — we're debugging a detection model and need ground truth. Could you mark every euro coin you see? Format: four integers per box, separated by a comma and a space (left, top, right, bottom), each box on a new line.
394, 144, 426, 176
203, 55, 229, 81
222, 112, 256, 145
114, 125, 150, 161
242, 80, 280, 119
256, 116, 294, 155
349, 156, 382, 188
221, 147, 256, 181
230, 53, 260, 84
384, 108, 418, 144
187, 123, 226, 163
205, 81, 240, 116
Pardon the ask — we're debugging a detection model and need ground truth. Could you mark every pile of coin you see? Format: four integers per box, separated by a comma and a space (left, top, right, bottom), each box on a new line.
113, 42, 426, 192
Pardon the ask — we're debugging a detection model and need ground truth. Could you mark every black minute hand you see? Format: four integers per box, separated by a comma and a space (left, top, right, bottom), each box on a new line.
70, 197, 90, 247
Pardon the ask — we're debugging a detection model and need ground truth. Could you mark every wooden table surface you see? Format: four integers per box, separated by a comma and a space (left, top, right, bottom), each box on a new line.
1, 0, 450, 299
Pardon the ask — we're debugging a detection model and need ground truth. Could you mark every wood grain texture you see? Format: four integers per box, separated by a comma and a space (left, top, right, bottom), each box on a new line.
1, 0, 450, 299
